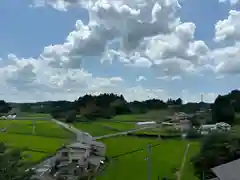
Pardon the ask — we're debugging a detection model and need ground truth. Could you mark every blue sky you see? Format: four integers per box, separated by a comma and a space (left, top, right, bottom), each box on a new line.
0, 0, 240, 102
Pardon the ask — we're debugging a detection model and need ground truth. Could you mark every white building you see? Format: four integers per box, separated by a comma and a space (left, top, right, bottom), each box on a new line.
136, 121, 156, 127
199, 122, 231, 135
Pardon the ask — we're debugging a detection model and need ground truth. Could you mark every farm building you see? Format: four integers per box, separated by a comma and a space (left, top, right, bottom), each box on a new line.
136, 121, 157, 127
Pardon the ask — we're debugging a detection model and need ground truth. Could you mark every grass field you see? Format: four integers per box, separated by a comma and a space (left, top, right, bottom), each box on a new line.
96, 121, 136, 131
99, 137, 199, 180
0, 132, 68, 153
0, 120, 74, 138
0, 118, 73, 163
20, 113, 51, 117
73, 122, 117, 136
0, 132, 70, 162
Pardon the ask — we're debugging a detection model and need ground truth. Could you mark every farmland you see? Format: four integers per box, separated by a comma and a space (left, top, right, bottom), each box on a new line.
73, 110, 173, 137
0, 116, 73, 163
73, 112, 200, 180
99, 137, 199, 180
0, 111, 200, 179
0, 119, 74, 138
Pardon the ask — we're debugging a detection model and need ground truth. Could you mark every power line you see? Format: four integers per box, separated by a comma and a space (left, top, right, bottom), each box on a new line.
111, 143, 161, 159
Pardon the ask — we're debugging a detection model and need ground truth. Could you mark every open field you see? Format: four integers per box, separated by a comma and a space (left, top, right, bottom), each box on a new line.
95, 121, 136, 131
0, 133, 68, 153
0, 132, 70, 162
74, 110, 173, 136
73, 122, 117, 136
99, 137, 199, 180
0, 120, 74, 138
0, 118, 73, 163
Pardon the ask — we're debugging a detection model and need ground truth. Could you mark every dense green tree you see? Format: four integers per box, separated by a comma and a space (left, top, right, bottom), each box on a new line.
175, 98, 183, 105
65, 110, 77, 123
212, 95, 235, 124
0, 100, 11, 114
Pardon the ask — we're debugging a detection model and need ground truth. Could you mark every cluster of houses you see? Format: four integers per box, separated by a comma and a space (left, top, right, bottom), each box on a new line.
32, 138, 106, 180
50, 140, 106, 180
136, 111, 232, 136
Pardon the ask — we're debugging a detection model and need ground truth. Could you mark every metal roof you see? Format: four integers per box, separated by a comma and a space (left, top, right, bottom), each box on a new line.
67, 142, 89, 149
211, 158, 240, 180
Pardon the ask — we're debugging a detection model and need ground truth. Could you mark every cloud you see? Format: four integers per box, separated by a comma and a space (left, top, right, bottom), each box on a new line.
29, 0, 211, 79
211, 10, 240, 75
0, 0, 226, 102
136, 76, 147, 82
219, 0, 240, 5
156, 76, 181, 80
215, 10, 240, 42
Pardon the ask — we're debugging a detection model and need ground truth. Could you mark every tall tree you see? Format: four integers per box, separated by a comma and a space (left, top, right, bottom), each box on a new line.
212, 95, 235, 124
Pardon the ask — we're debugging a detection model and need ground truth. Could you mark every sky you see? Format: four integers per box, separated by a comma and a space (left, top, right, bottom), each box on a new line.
1, 0, 240, 103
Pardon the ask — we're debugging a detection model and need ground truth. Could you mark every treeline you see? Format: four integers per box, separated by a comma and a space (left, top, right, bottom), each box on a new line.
2, 92, 215, 123
7, 94, 187, 122
212, 89, 240, 125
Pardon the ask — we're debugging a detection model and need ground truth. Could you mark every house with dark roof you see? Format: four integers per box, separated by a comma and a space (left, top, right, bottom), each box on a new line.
209, 158, 240, 180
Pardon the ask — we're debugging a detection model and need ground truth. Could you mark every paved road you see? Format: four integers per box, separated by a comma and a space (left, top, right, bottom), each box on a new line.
52, 119, 93, 143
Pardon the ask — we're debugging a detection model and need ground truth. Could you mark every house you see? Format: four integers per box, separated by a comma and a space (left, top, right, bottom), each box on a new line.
52, 141, 106, 179
209, 158, 240, 180
199, 122, 231, 135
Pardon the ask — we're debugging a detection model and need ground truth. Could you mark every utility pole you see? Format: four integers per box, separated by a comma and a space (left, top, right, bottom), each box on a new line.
147, 144, 151, 180
32, 120, 36, 134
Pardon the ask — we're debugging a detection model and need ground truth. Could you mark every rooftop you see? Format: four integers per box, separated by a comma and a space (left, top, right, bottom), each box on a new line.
211, 158, 240, 180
